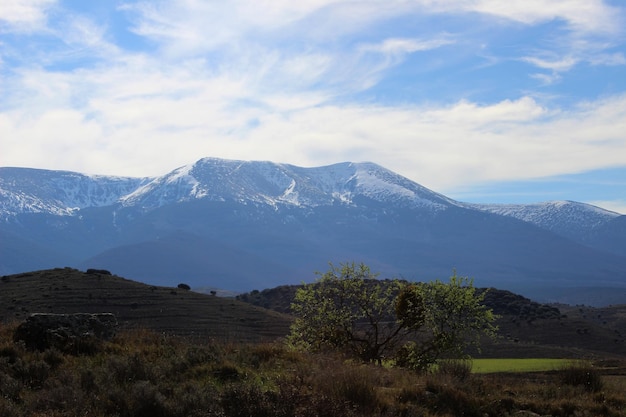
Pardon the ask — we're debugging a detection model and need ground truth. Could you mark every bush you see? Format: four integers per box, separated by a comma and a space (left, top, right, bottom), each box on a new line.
0, 322, 624, 417
436, 359, 473, 381
312, 364, 381, 411
10, 358, 50, 388
0, 397, 19, 417
221, 384, 270, 417
424, 377, 482, 417
560, 362, 604, 392
0, 372, 21, 402
86, 269, 111, 275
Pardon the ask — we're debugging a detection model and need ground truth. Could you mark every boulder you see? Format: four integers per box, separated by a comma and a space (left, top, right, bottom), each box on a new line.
13, 313, 118, 352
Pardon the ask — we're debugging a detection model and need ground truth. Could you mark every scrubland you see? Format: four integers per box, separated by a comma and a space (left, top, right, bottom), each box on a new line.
1, 322, 624, 417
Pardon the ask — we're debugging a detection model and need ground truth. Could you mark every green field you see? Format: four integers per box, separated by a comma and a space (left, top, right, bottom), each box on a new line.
470, 358, 579, 373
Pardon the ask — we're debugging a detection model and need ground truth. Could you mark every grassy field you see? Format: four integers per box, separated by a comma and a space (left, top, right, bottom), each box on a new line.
471, 358, 579, 373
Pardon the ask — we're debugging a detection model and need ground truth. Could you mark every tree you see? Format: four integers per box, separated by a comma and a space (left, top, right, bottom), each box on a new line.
287, 262, 406, 364
287, 263, 497, 370
395, 274, 498, 370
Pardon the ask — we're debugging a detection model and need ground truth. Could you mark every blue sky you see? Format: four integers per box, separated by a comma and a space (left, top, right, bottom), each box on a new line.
1, 0, 625, 213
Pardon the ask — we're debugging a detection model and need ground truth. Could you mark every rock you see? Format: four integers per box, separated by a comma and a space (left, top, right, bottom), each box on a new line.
512, 411, 546, 417
13, 313, 118, 352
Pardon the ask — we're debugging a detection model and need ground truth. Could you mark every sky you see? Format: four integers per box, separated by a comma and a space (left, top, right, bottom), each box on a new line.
1, 0, 625, 214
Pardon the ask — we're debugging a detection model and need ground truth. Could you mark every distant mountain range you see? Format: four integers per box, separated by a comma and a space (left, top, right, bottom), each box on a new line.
1, 157, 625, 305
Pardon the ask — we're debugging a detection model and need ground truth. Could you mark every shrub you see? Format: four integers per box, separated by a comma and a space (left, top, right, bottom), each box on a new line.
42, 348, 64, 369
0, 372, 21, 402
560, 362, 604, 392
0, 397, 19, 417
86, 268, 111, 275
436, 359, 473, 381
10, 358, 50, 388
0, 322, 624, 417
211, 364, 241, 382
129, 380, 168, 417
424, 378, 482, 417
221, 384, 270, 417
313, 365, 380, 411
106, 353, 154, 384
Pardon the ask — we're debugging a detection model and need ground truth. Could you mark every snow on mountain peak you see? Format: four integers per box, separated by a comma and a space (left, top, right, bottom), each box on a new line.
2, 158, 619, 240
466, 200, 620, 236
350, 162, 453, 208
0, 167, 150, 219
117, 158, 454, 211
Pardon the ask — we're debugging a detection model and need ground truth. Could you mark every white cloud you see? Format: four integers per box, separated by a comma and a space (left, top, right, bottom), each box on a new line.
358, 37, 454, 55
0, 0, 56, 31
113, 0, 626, 91
121, 0, 623, 53
589, 52, 626, 66
587, 200, 626, 215
529, 72, 562, 85
459, 0, 622, 35
2, 0, 625, 197
522, 55, 579, 72
3, 47, 626, 191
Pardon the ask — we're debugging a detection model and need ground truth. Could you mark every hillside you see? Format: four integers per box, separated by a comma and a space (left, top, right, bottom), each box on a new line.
0, 268, 290, 342
237, 284, 626, 359
1, 268, 625, 359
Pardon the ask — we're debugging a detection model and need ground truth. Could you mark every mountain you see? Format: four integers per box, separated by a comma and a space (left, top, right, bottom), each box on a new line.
1, 158, 625, 305
467, 201, 625, 256
0, 167, 150, 217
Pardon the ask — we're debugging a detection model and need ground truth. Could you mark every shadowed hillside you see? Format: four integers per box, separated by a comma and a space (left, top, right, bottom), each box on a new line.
2, 268, 625, 358
0, 268, 291, 342
237, 284, 626, 358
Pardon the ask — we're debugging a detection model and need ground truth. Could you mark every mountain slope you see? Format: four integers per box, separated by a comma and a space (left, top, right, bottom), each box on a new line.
468, 201, 621, 251
1, 157, 625, 303
0, 167, 150, 218
586, 215, 626, 257
0, 268, 290, 341
120, 158, 455, 211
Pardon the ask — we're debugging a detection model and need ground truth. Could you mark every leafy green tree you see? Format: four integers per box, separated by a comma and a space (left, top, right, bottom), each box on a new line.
287, 262, 406, 364
395, 274, 498, 370
288, 263, 497, 370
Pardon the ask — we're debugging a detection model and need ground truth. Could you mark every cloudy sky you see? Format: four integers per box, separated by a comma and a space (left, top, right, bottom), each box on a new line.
1, 0, 625, 213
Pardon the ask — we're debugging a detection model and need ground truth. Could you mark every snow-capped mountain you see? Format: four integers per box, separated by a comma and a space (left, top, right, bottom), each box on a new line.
0, 167, 151, 219
465, 201, 621, 249
120, 158, 455, 211
1, 157, 625, 305
1, 159, 616, 229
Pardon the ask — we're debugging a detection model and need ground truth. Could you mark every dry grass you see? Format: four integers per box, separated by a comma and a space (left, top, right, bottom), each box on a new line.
1, 321, 625, 417
0, 268, 292, 342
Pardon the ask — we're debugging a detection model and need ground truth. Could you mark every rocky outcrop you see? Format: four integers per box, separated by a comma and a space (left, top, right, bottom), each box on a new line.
13, 313, 118, 352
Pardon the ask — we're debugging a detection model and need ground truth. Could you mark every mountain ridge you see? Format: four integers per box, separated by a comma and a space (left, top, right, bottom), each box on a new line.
1, 157, 625, 305
117, 158, 456, 211
2, 158, 618, 223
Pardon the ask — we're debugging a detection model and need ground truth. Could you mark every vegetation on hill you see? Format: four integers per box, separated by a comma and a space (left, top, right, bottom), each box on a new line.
287, 263, 496, 369
1, 322, 625, 417
0, 268, 291, 341
239, 280, 626, 359
237, 284, 561, 320
0, 268, 625, 416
